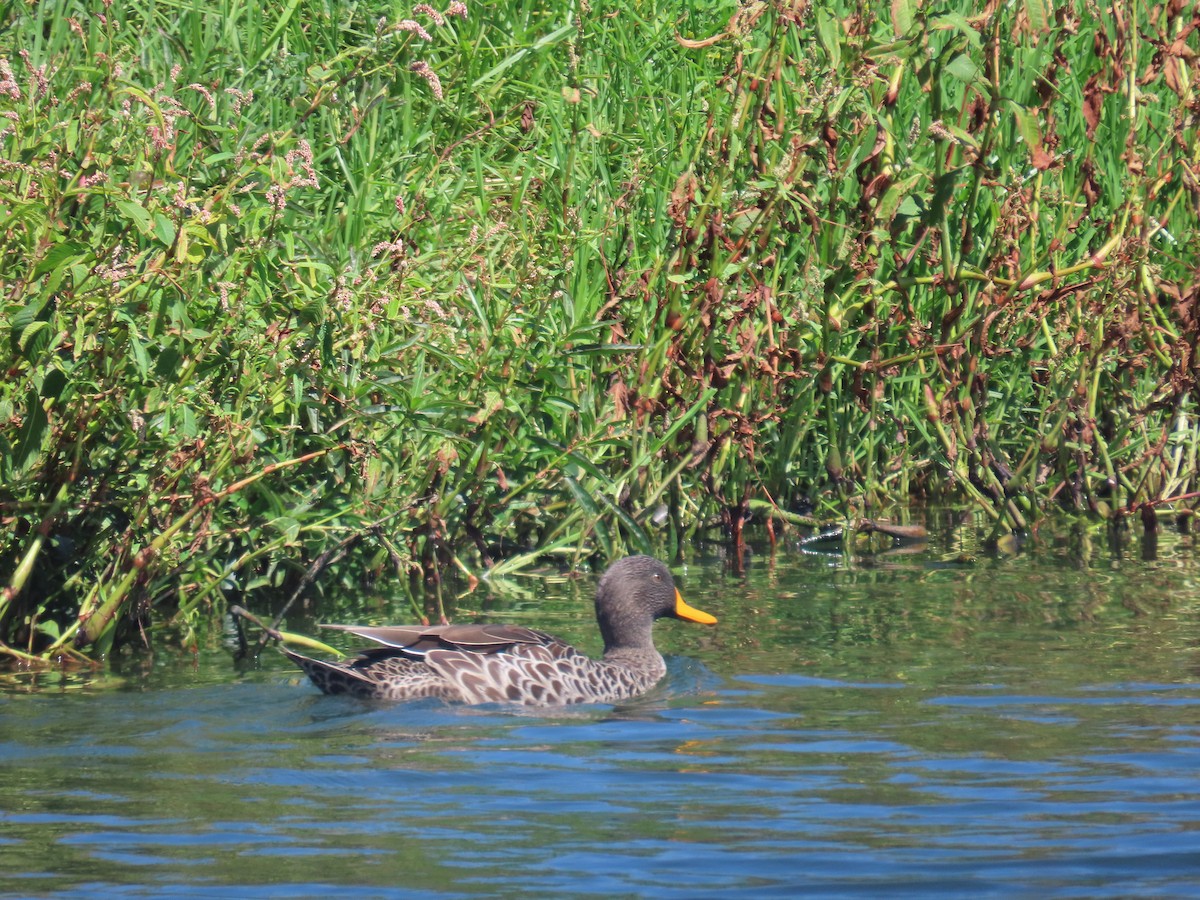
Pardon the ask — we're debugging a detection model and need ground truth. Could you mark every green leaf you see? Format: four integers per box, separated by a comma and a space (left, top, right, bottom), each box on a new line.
1010, 102, 1044, 152
40, 367, 68, 406
154, 346, 183, 379
117, 199, 154, 236
11, 297, 50, 334
471, 23, 575, 89
35, 618, 61, 641
944, 54, 980, 83
564, 475, 613, 559
153, 214, 177, 246
891, 0, 915, 37
17, 319, 51, 353
129, 334, 150, 375
815, 9, 842, 71
274, 516, 301, 543
1024, 0, 1050, 34
876, 173, 923, 223
599, 495, 653, 556
34, 241, 89, 278
14, 387, 47, 472
931, 13, 983, 48
944, 123, 980, 150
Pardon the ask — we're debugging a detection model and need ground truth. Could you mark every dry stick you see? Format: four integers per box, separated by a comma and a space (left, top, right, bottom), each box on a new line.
252, 513, 415, 653
230, 605, 285, 643
253, 527, 370, 653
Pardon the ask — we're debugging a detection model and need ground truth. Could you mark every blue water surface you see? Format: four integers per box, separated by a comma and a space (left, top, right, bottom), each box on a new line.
3, 534, 1200, 898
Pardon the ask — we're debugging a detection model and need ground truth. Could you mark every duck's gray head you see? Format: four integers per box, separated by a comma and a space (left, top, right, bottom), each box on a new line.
594, 556, 717, 652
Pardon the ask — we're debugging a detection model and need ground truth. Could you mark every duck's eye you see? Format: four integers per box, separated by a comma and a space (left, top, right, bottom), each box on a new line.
652, 572, 661, 580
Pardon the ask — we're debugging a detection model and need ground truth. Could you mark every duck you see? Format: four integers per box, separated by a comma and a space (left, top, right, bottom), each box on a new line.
282, 555, 717, 706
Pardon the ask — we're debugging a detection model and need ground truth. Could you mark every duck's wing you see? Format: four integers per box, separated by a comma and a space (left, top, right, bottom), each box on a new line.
321, 623, 551, 655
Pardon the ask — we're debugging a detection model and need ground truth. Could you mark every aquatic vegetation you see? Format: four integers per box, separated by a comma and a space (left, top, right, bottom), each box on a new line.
1, 0, 1197, 662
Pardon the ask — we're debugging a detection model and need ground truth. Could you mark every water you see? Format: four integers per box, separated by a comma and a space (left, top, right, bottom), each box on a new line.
3, 524, 1200, 897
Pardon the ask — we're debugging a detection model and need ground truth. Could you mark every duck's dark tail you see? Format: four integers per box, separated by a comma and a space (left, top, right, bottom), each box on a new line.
280, 646, 381, 698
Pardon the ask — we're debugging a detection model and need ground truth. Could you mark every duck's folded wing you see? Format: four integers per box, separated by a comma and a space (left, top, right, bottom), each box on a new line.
321, 623, 550, 655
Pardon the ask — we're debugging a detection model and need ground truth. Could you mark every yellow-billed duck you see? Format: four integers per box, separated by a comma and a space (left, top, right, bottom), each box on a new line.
283, 555, 717, 705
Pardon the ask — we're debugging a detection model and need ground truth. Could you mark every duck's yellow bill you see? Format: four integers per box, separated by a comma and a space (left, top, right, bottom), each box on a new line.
674, 589, 717, 624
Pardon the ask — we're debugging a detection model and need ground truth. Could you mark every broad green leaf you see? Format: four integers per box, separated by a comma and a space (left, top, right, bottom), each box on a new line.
274, 516, 301, 543
154, 347, 183, 378
35, 618, 61, 640
876, 173, 923, 223
944, 54, 980, 83
816, 9, 842, 71
18, 319, 51, 354
1010, 102, 1042, 150
944, 123, 981, 150
34, 241, 88, 278
129, 335, 150, 375
153, 214, 176, 246
117, 199, 154, 236
11, 298, 49, 333
931, 13, 983, 48
40, 367, 67, 405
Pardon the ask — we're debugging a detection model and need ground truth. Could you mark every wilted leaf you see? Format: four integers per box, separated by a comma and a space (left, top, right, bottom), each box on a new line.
675, 31, 727, 49
1011, 103, 1053, 170
1083, 73, 1105, 139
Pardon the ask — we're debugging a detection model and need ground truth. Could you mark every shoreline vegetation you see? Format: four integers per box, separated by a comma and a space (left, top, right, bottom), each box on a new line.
1, 0, 1197, 664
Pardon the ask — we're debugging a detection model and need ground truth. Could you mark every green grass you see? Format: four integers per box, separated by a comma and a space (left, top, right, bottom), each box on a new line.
1, 0, 1198, 662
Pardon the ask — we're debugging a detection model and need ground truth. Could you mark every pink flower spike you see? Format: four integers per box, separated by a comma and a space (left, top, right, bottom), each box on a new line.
266, 184, 287, 212
0, 60, 20, 99
396, 19, 433, 41
413, 4, 446, 26
410, 60, 443, 101
186, 83, 216, 113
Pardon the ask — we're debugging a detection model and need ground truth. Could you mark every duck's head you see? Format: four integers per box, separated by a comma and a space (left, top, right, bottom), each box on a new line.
595, 555, 717, 651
